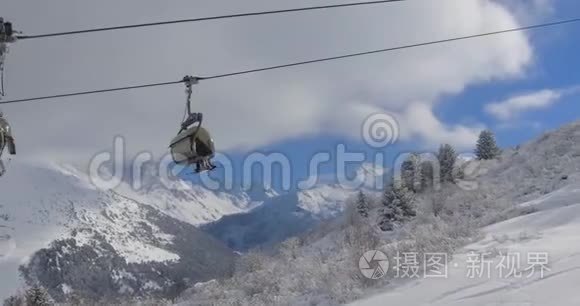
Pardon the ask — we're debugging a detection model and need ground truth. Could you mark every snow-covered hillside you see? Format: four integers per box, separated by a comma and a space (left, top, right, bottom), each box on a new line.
350, 122, 580, 306
479, 121, 580, 204
0, 160, 253, 301
354, 183, 580, 306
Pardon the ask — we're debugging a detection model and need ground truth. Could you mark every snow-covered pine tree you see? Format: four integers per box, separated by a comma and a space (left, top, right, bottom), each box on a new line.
401, 159, 414, 191
401, 153, 422, 193
420, 160, 435, 191
475, 130, 501, 160
437, 144, 458, 183
412, 155, 423, 192
167, 278, 188, 302
400, 192, 417, 219
24, 285, 52, 306
356, 190, 370, 218
3, 295, 24, 306
378, 182, 415, 231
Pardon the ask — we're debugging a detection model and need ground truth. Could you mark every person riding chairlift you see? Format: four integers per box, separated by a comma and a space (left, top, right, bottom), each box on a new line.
169, 77, 217, 173
169, 112, 216, 173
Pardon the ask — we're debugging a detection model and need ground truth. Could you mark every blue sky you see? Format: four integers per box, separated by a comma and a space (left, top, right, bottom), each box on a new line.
438, 0, 580, 149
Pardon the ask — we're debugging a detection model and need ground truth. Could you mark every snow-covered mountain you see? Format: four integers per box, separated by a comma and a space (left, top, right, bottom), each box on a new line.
0, 157, 369, 300
0, 160, 257, 301
115, 175, 257, 226
202, 163, 387, 251
204, 187, 353, 251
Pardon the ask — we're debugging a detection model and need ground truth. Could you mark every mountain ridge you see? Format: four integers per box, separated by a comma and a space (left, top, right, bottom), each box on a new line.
0, 160, 248, 301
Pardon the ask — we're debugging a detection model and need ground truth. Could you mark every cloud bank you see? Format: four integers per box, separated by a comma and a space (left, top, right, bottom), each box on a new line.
0, 0, 539, 163
486, 89, 562, 120
486, 86, 578, 121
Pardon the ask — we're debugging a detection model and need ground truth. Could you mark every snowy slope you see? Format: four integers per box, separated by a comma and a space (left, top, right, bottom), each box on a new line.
352, 123, 580, 306
353, 183, 580, 306
477, 121, 580, 204
0, 160, 245, 301
0, 160, 86, 300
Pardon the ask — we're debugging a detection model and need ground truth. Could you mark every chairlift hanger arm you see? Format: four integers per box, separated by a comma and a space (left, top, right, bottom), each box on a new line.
180, 75, 203, 132
183, 75, 199, 115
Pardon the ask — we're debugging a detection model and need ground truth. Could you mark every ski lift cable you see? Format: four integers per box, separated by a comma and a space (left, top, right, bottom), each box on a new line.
198, 17, 580, 80
1, 16, 580, 105
0, 80, 183, 104
15, 0, 407, 40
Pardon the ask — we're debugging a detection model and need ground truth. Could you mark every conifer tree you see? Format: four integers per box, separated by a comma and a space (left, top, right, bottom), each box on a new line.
3, 294, 24, 306
401, 153, 422, 192
25, 285, 52, 306
437, 144, 458, 183
475, 130, 501, 160
378, 182, 415, 231
356, 190, 370, 218
420, 160, 435, 191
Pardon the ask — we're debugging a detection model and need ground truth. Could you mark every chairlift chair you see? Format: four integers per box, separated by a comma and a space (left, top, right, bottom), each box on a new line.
169, 76, 216, 173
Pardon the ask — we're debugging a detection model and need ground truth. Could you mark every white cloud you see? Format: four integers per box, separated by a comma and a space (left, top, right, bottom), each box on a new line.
495, 0, 555, 23
485, 87, 578, 121
398, 103, 484, 150
0, 0, 537, 163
